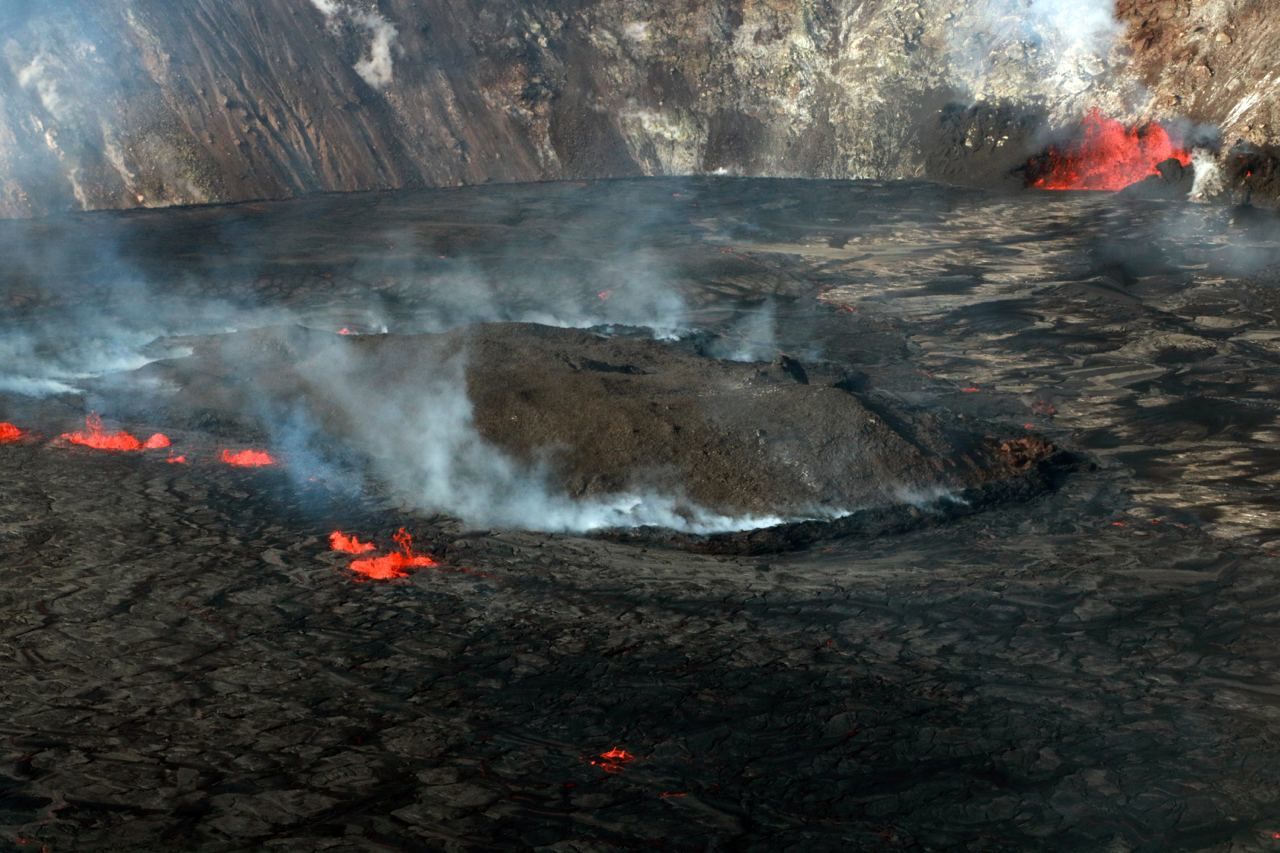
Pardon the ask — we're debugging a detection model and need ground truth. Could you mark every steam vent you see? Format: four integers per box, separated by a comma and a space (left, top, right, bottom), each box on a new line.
3, 3, 1280, 851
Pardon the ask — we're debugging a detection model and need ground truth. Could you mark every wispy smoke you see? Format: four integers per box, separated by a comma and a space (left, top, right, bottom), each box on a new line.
373, 255, 688, 340
707, 300, 777, 362
0, 218, 292, 398
16, 53, 69, 119
0, 184, 782, 534
309, 0, 399, 89
0, 327, 165, 397
1190, 148, 1224, 201
945, 0, 1125, 112
329, 208, 691, 339
309, 346, 790, 532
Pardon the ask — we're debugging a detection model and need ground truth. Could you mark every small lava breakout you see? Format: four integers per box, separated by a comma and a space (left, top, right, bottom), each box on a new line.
220, 448, 276, 467
590, 747, 637, 773
61, 414, 170, 452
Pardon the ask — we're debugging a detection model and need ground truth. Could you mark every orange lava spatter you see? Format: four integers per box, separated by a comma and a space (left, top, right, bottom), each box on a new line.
61, 414, 171, 452
0, 422, 24, 443
329, 531, 376, 554
1032, 109, 1191, 191
220, 448, 276, 467
347, 527, 438, 580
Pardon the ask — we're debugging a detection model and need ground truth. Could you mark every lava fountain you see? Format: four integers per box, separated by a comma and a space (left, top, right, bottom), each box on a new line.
61, 414, 170, 452
1031, 109, 1191, 191
329, 531, 376, 554
341, 528, 438, 580
0, 422, 25, 443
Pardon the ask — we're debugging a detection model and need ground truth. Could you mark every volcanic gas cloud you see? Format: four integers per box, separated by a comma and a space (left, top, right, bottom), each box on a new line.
1033, 109, 1191, 191
61, 414, 170, 452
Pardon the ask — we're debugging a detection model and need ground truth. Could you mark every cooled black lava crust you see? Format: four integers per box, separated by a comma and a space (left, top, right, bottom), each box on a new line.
2, 179, 1280, 851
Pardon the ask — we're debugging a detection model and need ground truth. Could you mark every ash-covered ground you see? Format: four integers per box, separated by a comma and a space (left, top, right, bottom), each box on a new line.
3, 178, 1280, 851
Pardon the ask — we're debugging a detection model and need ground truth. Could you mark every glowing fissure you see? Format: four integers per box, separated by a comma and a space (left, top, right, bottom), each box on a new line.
1033, 109, 1191, 192
61, 414, 170, 452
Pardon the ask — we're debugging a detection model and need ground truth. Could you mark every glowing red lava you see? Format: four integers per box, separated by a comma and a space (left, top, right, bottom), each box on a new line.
61, 414, 170, 452
338, 328, 354, 336
329, 531, 376, 554
0, 422, 24, 443
346, 527, 438, 580
590, 747, 636, 773
166, 454, 188, 464
1032, 109, 1191, 191
220, 449, 276, 467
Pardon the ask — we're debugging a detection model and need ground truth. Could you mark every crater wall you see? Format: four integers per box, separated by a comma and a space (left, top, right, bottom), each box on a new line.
0, 0, 1273, 216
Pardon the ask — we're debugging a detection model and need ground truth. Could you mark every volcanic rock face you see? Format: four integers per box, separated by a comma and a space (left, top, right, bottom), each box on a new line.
2, 0, 1277, 217
148, 323, 1055, 527
1119, 0, 1280, 143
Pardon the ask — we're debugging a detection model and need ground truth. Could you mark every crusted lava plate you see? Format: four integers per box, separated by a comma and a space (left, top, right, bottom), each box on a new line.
134, 322, 1075, 546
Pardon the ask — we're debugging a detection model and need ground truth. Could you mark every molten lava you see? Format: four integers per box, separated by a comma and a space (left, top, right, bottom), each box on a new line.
0, 422, 24, 443
590, 747, 636, 773
61, 414, 170, 452
329, 531, 376, 554
1032, 109, 1191, 191
220, 449, 276, 467
347, 527, 437, 580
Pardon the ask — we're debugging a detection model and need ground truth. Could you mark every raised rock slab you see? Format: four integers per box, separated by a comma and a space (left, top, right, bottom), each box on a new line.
148, 322, 1061, 527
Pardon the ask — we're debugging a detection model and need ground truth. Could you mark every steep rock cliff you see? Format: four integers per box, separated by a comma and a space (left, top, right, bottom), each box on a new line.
0, 0, 1274, 217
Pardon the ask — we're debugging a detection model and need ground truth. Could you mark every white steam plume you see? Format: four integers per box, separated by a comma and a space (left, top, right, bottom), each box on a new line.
288, 343, 795, 534
1190, 148, 1224, 201
333, 230, 690, 340
351, 11, 398, 88
16, 53, 69, 120
708, 301, 777, 362
309, 0, 399, 89
946, 0, 1124, 112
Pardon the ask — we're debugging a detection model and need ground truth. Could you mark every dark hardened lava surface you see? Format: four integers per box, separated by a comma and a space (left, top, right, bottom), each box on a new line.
3, 179, 1280, 851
